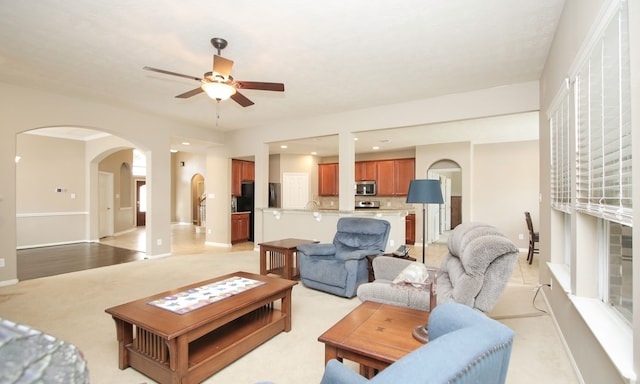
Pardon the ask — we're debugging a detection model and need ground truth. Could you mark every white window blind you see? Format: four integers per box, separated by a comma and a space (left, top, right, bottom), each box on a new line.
550, 91, 571, 213
575, 4, 632, 226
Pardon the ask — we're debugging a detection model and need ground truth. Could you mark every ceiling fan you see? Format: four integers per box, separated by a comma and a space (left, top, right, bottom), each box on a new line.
143, 37, 284, 107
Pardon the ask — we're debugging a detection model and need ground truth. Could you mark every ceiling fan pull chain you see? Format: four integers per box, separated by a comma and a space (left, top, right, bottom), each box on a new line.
216, 100, 221, 126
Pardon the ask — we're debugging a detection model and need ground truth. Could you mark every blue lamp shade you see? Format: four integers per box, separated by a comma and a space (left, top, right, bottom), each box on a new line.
406, 179, 444, 204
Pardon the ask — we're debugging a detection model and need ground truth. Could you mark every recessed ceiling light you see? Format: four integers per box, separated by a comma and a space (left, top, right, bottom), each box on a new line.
311, 151, 317, 155
354, 137, 359, 141
181, 141, 191, 146
280, 145, 288, 149
170, 149, 178, 153
15, 156, 21, 163
372, 146, 380, 150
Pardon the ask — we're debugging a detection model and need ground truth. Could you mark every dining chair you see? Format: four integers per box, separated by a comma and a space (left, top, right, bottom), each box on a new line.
525, 211, 539, 265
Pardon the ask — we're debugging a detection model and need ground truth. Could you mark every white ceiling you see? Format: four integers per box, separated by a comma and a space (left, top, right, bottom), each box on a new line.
1, 1, 564, 154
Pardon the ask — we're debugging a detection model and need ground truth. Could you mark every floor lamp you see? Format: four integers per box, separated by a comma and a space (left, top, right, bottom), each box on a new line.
406, 179, 444, 264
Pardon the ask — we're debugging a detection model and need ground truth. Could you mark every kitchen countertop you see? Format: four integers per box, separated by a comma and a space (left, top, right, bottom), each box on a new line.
231, 211, 251, 214
259, 207, 414, 215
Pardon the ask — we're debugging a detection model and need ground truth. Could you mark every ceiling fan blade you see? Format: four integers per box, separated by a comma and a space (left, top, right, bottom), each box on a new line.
143, 66, 202, 81
176, 87, 204, 99
236, 81, 285, 92
213, 55, 234, 77
231, 91, 254, 107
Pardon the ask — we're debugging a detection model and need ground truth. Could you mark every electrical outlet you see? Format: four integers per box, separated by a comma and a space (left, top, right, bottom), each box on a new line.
518, 233, 524, 240
0, 258, 5, 267
390, 239, 395, 247
156, 239, 162, 246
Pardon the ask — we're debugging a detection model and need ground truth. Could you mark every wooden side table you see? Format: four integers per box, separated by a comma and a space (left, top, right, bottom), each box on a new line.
259, 238, 318, 280
318, 301, 428, 378
367, 253, 416, 282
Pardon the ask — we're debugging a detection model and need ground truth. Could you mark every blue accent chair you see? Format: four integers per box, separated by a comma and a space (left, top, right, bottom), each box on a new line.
319, 302, 515, 384
297, 217, 391, 298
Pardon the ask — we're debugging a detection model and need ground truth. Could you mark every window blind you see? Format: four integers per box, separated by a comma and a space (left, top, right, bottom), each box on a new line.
550, 92, 571, 213
575, 5, 632, 226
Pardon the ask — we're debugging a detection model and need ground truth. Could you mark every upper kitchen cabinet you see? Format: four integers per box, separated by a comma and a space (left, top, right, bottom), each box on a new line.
376, 158, 415, 196
375, 160, 395, 196
355, 161, 377, 181
318, 163, 339, 196
394, 158, 415, 196
231, 159, 255, 197
242, 161, 255, 182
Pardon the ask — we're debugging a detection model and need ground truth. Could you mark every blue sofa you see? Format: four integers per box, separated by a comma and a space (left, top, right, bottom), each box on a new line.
320, 302, 514, 384
297, 217, 390, 298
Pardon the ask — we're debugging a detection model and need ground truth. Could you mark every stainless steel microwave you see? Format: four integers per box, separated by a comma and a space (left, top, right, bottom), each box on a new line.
355, 181, 377, 196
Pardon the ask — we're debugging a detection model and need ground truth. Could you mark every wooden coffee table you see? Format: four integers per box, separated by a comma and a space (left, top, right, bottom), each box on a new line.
259, 238, 317, 280
105, 271, 297, 384
318, 301, 428, 378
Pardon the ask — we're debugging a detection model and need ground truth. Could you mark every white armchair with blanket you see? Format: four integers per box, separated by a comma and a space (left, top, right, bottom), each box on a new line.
357, 222, 520, 313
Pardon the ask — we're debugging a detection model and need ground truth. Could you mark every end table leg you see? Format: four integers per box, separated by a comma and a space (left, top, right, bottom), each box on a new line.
260, 247, 267, 275
284, 250, 293, 280
324, 345, 339, 365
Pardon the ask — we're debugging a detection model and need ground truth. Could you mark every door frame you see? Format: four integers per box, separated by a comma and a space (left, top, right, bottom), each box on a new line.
98, 171, 114, 238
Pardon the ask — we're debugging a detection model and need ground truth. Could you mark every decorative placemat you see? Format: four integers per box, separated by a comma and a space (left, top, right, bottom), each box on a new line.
148, 276, 265, 314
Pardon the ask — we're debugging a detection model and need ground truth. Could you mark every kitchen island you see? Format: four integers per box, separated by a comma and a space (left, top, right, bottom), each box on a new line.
258, 208, 411, 253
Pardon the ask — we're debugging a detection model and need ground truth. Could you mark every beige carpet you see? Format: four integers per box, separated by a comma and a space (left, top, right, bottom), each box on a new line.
0, 251, 578, 384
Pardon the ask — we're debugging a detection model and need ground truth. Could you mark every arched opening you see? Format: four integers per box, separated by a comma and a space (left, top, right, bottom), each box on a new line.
15, 127, 154, 279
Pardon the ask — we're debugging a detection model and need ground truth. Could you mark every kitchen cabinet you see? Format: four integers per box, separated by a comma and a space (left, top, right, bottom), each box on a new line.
318, 158, 414, 196
231, 159, 255, 197
375, 158, 415, 196
231, 213, 250, 243
318, 163, 339, 196
394, 158, 415, 196
242, 161, 255, 181
355, 161, 377, 181
375, 160, 395, 196
405, 213, 416, 245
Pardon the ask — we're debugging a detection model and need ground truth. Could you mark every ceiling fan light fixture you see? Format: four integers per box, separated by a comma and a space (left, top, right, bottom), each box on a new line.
201, 82, 236, 101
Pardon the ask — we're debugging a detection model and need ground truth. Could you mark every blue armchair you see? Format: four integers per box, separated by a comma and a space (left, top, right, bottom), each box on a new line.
297, 217, 391, 298
319, 302, 515, 384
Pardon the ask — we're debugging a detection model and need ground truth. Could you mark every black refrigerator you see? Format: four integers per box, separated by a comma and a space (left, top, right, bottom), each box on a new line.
236, 182, 254, 241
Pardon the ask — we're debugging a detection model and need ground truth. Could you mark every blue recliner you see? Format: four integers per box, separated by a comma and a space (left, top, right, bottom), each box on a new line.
297, 217, 391, 298
319, 302, 515, 384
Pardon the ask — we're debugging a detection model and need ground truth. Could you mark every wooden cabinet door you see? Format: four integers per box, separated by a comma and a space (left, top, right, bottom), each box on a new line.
242, 161, 255, 181
393, 158, 415, 195
405, 213, 416, 244
231, 213, 250, 243
318, 163, 339, 196
355, 161, 377, 181
231, 160, 242, 197
376, 160, 395, 196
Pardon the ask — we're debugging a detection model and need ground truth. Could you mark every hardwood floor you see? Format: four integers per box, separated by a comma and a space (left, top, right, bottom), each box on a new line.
17, 243, 147, 281
17, 224, 255, 281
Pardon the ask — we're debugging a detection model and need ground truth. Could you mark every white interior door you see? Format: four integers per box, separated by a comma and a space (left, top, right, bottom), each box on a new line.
98, 172, 114, 238
282, 172, 309, 209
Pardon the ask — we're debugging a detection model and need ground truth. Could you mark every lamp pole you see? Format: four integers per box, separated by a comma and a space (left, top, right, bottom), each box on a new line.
421, 204, 427, 263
